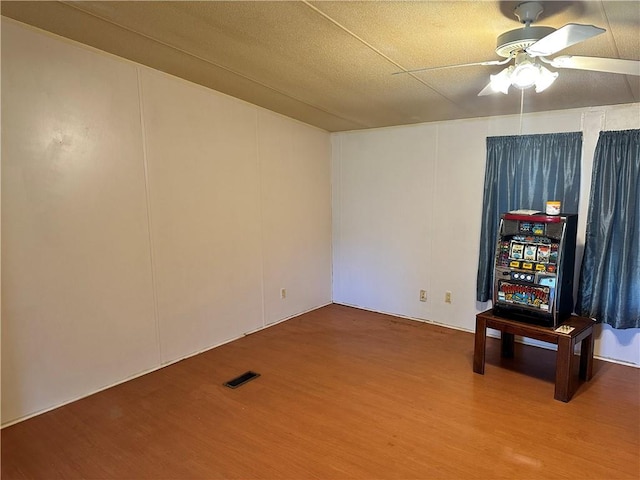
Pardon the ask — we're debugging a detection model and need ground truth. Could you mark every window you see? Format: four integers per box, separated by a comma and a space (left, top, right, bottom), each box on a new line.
577, 129, 640, 329
477, 132, 582, 302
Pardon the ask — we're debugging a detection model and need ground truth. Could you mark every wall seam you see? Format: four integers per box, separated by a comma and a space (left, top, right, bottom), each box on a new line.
331, 135, 338, 303
136, 67, 163, 365
429, 126, 439, 317
256, 111, 267, 328
333, 134, 343, 303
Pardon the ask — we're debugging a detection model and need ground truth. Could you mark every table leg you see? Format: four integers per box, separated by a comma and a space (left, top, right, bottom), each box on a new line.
555, 336, 573, 402
473, 316, 487, 375
580, 331, 594, 381
501, 332, 515, 358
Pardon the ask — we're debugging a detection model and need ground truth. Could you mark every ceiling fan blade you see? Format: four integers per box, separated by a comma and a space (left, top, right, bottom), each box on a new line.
392, 58, 510, 76
477, 66, 512, 96
549, 55, 640, 76
526, 23, 605, 57
477, 82, 498, 96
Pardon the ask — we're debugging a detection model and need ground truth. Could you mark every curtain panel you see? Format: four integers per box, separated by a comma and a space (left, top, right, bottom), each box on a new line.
476, 132, 582, 302
577, 129, 640, 329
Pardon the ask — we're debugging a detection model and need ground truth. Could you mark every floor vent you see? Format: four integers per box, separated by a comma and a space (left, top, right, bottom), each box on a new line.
224, 371, 260, 389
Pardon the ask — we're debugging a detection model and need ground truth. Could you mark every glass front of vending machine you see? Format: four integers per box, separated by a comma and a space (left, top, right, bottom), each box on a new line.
492, 212, 578, 327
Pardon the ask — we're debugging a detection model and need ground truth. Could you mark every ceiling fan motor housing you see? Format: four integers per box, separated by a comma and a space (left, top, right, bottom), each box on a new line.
496, 26, 555, 57
514, 1, 544, 24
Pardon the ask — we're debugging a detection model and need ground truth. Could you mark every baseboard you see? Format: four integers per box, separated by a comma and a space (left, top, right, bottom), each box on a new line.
1, 302, 333, 429
331, 302, 640, 368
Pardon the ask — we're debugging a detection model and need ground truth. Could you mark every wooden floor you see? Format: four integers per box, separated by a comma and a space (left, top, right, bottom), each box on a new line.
2, 304, 639, 479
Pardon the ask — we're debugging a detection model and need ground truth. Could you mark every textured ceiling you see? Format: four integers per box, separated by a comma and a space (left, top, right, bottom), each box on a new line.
2, 1, 639, 132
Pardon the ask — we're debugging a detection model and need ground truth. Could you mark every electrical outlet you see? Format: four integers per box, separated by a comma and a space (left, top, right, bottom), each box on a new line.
445, 291, 452, 304
419, 290, 427, 302
280, 288, 286, 299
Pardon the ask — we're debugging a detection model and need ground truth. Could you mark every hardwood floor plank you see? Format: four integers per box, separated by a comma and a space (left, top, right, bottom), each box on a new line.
2, 304, 638, 479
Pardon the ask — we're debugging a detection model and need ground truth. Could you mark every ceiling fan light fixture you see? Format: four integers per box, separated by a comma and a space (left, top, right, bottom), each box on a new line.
489, 66, 513, 94
534, 65, 559, 92
511, 54, 540, 89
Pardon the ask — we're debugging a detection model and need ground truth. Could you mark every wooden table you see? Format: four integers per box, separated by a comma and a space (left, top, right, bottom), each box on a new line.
473, 309, 595, 402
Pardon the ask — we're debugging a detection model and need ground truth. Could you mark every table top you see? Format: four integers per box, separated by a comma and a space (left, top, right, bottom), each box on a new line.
477, 309, 595, 338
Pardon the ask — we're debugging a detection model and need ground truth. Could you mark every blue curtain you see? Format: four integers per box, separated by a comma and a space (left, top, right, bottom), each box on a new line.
577, 129, 640, 329
476, 132, 582, 302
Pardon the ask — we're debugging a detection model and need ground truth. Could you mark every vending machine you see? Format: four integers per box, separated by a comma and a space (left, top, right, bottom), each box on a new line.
492, 211, 578, 327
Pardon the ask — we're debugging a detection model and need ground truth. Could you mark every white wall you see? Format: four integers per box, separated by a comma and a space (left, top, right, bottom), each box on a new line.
332, 103, 640, 366
1, 19, 332, 425
2, 16, 638, 428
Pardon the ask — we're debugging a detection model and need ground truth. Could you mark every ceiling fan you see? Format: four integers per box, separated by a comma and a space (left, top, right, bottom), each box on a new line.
394, 1, 640, 96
